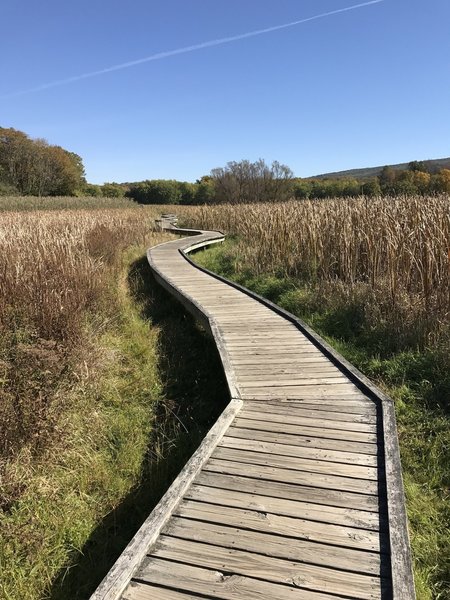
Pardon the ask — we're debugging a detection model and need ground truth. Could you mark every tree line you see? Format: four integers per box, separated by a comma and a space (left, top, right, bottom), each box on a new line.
0, 127, 127, 198
2, 126, 449, 202
125, 159, 450, 205
293, 162, 450, 200
125, 160, 294, 205
0, 128, 86, 196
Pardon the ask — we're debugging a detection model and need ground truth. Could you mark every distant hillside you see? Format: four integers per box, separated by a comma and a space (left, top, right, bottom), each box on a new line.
311, 157, 450, 180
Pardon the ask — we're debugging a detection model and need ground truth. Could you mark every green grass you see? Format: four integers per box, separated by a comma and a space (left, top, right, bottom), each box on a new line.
193, 240, 450, 600
0, 247, 228, 600
0, 247, 161, 600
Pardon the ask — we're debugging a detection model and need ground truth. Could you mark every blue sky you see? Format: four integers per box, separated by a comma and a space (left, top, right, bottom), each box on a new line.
1, 0, 449, 183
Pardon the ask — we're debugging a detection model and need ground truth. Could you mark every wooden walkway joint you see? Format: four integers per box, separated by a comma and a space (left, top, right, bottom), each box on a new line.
92, 215, 415, 600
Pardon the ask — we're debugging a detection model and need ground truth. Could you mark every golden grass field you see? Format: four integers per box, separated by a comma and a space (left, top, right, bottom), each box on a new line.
179, 195, 449, 348
0, 202, 176, 599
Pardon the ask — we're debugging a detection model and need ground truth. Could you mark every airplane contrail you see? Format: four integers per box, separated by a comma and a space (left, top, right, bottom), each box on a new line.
1, 0, 383, 99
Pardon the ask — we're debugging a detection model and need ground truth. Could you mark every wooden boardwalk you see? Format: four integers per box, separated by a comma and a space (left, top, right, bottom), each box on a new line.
92, 218, 415, 600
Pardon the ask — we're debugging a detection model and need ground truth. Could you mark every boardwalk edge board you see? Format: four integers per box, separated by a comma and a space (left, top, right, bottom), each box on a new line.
91, 215, 415, 600
91, 398, 242, 600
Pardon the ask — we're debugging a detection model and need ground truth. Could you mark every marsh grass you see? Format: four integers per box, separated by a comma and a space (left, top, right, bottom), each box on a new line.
0, 195, 137, 211
0, 208, 166, 460
48, 253, 228, 600
180, 195, 449, 350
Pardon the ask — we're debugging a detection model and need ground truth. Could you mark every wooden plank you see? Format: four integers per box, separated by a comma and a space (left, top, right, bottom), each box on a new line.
224, 331, 301, 337
238, 408, 377, 433
195, 471, 380, 511
240, 402, 377, 423
164, 518, 383, 575
221, 319, 297, 325
235, 365, 344, 374
204, 458, 380, 495
136, 556, 343, 600
381, 397, 416, 599
204, 307, 272, 314
185, 484, 381, 529
174, 500, 382, 551
222, 326, 305, 332
152, 537, 385, 599
220, 435, 378, 467
232, 417, 377, 443
226, 339, 318, 346
235, 366, 343, 374
231, 356, 336, 365
239, 380, 360, 390
239, 377, 349, 386
242, 398, 376, 413
220, 322, 294, 326
212, 446, 378, 480
227, 426, 379, 455
226, 340, 317, 346
241, 388, 366, 399
123, 582, 199, 600
218, 316, 283, 322
233, 359, 333, 368
90, 399, 242, 600
230, 349, 324, 356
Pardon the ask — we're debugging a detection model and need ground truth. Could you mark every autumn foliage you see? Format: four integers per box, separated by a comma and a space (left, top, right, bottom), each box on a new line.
0, 127, 86, 196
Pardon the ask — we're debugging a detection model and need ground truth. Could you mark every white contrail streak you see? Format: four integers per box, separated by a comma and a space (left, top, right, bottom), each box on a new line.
1, 0, 383, 99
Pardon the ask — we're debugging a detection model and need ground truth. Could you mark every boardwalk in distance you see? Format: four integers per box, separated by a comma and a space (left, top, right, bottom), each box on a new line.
92, 218, 414, 600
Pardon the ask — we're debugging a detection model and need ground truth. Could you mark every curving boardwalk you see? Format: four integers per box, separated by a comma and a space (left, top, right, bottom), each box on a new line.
92, 217, 415, 600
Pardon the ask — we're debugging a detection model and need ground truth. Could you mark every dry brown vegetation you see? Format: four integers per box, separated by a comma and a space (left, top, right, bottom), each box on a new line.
180, 195, 450, 349
0, 205, 176, 599
0, 207, 168, 463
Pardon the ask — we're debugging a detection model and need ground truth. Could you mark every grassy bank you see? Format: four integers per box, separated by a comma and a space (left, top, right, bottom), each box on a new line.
0, 208, 228, 599
50, 251, 228, 599
194, 240, 450, 600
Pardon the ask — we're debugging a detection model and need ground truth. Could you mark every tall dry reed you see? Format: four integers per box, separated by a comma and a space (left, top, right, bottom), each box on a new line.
0, 207, 168, 461
179, 195, 450, 346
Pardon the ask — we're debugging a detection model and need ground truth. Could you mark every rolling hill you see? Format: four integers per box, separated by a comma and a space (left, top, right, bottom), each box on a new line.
311, 157, 450, 180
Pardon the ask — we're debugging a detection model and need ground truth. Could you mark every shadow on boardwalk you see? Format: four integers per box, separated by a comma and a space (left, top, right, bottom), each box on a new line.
50, 255, 229, 600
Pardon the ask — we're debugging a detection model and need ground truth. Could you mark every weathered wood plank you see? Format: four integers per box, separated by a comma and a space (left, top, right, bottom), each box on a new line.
152, 537, 385, 599
123, 582, 199, 600
204, 458, 380, 495
232, 357, 333, 366
135, 557, 344, 600
240, 382, 362, 392
232, 417, 378, 443
227, 426, 379, 454
241, 397, 376, 413
164, 518, 383, 575
219, 435, 378, 466
185, 484, 381, 529
195, 471, 380, 511
238, 408, 377, 433
235, 366, 344, 376
239, 376, 348, 386
212, 446, 378, 479
239, 402, 377, 423
90, 399, 242, 600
